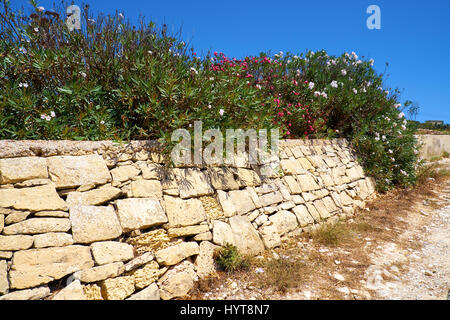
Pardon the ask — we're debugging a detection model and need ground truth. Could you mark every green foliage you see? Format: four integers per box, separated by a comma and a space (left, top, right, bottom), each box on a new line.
214, 243, 249, 273
0, 1, 420, 191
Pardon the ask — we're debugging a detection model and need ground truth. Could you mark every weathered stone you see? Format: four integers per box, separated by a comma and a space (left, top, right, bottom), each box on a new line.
138, 163, 162, 180
176, 168, 214, 199
292, 205, 315, 227
212, 220, 234, 247
229, 215, 264, 256
14, 178, 52, 188
33, 233, 73, 248
259, 191, 284, 207
0, 157, 48, 184
0, 260, 8, 295
322, 196, 339, 213
305, 203, 321, 223
9, 245, 94, 289
110, 165, 140, 184
234, 168, 261, 187
47, 155, 111, 189
346, 166, 362, 181
246, 187, 262, 208
115, 198, 167, 232
258, 225, 281, 249
195, 241, 219, 279
297, 158, 314, 171
2, 218, 70, 235
130, 180, 163, 199
52, 280, 87, 300
158, 260, 197, 300
155, 241, 200, 266
101, 275, 135, 300
73, 262, 124, 283
164, 196, 206, 228
90, 241, 134, 265
0, 286, 50, 300
124, 252, 155, 272
292, 194, 305, 204
130, 261, 166, 290
296, 174, 320, 192
313, 199, 331, 220
168, 224, 210, 238
207, 167, 240, 190
66, 185, 122, 206
0, 214, 3, 233
4, 210, 30, 225
278, 201, 295, 210
227, 189, 257, 215
82, 283, 103, 300
0, 185, 67, 212
254, 214, 268, 226
339, 191, 354, 206
216, 190, 237, 217
0, 251, 12, 259
283, 175, 302, 194
69, 205, 122, 244
356, 179, 370, 200
193, 231, 213, 242
320, 173, 335, 187
269, 210, 298, 235
126, 283, 160, 300
280, 159, 306, 175
76, 184, 96, 192
34, 210, 69, 218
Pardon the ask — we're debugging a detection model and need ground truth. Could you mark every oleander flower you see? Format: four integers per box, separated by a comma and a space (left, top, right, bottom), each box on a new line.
219, 109, 225, 116
341, 69, 347, 76
352, 88, 358, 94
308, 82, 315, 89
50, 111, 56, 118
330, 80, 338, 88
37, 6, 45, 12
190, 67, 198, 75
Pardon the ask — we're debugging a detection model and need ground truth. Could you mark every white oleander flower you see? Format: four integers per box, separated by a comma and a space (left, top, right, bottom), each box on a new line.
18, 82, 29, 88
321, 92, 328, 98
308, 82, 315, 89
219, 109, 225, 116
341, 69, 347, 76
330, 80, 338, 88
37, 6, 45, 12
314, 91, 321, 97
190, 67, 198, 75
352, 88, 358, 94
398, 112, 405, 118
100, 120, 105, 125
50, 111, 56, 118
369, 59, 374, 66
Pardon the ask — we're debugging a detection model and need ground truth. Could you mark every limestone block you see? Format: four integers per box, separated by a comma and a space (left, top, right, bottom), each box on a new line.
158, 260, 197, 300
268, 210, 298, 235
164, 196, 206, 228
129, 180, 163, 199
33, 233, 73, 248
47, 155, 111, 189
229, 215, 264, 256
155, 241, 200, 266
90, 241, 134, 265
101, 275, 135, 300
73, 262, 124, 283
0, 185, 67, 212
9, 245, 94, 290
115, 198, 167, 232
0, 157, 48, 184
2, 218, 71, 235
69, 205, 122, 244
66, 185, 122, 206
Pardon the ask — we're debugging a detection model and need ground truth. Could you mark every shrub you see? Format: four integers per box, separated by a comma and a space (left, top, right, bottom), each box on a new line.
0, 0, 420, 191
214, 243, 250, 273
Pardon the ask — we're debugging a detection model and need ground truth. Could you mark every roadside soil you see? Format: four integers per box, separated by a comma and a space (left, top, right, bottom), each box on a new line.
189, 159, 450, 300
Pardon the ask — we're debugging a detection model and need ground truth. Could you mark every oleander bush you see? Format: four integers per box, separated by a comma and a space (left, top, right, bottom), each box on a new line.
0, 0, 420, 191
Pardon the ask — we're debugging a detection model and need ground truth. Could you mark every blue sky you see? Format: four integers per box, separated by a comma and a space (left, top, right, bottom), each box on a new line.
14, 0, 450, 123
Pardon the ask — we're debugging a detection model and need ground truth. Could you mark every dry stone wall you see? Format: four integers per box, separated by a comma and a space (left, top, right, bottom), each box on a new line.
0, 138, 375, 300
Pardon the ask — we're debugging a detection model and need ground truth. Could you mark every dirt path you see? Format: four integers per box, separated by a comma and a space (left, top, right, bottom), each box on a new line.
190, 161, 450, 300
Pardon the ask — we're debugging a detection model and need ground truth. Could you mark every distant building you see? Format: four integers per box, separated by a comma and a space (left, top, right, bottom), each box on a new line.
425, 120, 444, 125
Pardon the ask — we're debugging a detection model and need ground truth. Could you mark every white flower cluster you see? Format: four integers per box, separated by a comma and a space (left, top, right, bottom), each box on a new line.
40, 111, 55, 121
